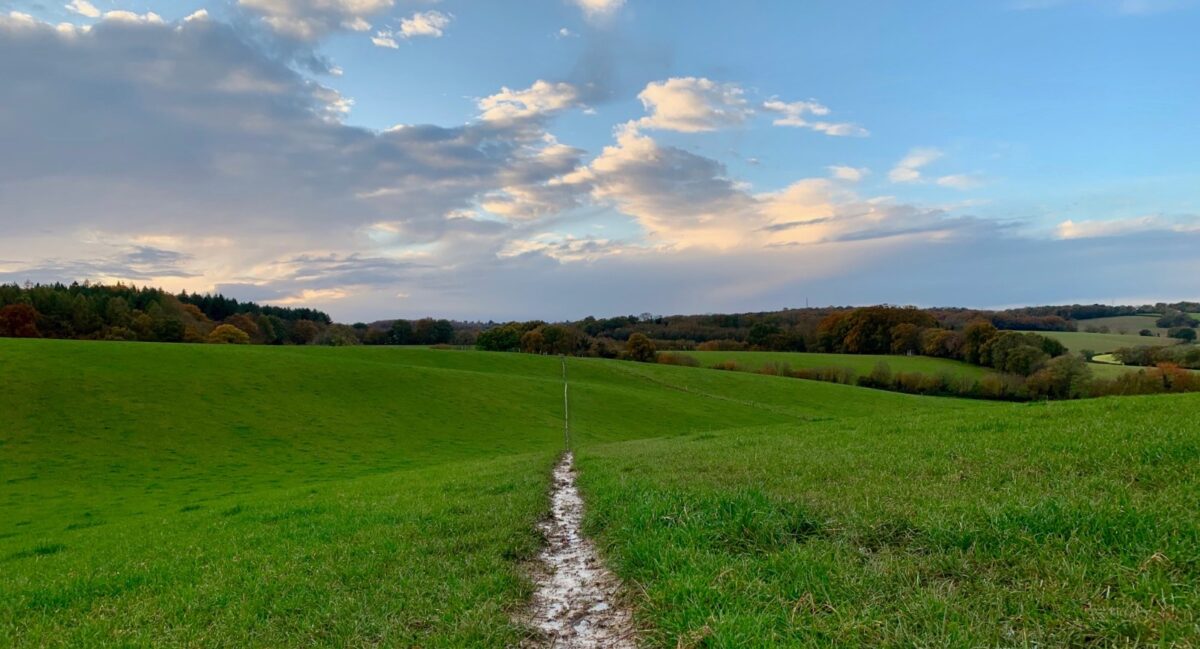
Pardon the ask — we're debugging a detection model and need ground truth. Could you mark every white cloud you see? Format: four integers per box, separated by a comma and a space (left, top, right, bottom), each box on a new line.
572, 0, 625, 21
102, 11, 165, 24
371, 31, 399, 48
1056, 215, 1200, 239
237, 0, 394, 40
65, 0, 100, 18
635, 77, 753, 133
399, 10, 451, 38
184, 9, 209, 22
556, 27, 576, 38
499, 233, 626, 262
935, 173, 984, 190
888, 147, 944, 183
829, 166, 869, 182
763, 99, 868, 137
477, 80, 582, 123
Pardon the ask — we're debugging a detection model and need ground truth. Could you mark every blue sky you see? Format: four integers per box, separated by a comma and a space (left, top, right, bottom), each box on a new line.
1, 0, 1197, 320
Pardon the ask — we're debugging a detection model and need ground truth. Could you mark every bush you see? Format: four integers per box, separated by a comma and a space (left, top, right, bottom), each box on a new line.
756, 362, 793, 377
793, 367, 854, 385
696, 339, 748, 352
709, 360, 743, 371
1169, 327, 1197, 342
657, 352, 700, 367
1025, 355, 1091, 400
207, 324, 250, 344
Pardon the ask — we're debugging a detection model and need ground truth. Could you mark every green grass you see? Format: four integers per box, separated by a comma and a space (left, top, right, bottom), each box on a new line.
576, 395, 1200, 647
675, 350, 990, 380
0, 339, 957, 646
3, 338, 1198, 646
1073, 314, 1170, 336
1028, 330, 1179, 354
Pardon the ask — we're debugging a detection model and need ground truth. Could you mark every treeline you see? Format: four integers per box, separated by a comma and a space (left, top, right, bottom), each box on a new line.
358, 319, 459, 346
1113, 344, 1200, 370
466, 302, 1200, 354
813, 307, 1069, 376
701, 356, 1200, 401
0, 283, 334, 345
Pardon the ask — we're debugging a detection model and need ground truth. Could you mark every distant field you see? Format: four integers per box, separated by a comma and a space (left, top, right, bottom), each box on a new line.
677, 350, 990, 379
1029, 330, 1180, 354
1073, 314, 1169, 336
3, 339, 1198, 646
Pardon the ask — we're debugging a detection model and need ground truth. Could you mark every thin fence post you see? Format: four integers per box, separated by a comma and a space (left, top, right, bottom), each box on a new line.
561, 354, 569, 447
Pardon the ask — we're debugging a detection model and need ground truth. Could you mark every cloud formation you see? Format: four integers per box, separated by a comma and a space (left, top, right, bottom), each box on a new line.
399, 10, 451, 38
2, 10, 1193, 321
237, 0, 394, 40
1056, 215, 1200, 239
763, 99, 869, 136
634, 77, 753, 133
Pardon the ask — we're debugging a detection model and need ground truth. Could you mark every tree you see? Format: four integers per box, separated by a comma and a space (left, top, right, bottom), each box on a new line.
626, 333, 657, 363
1139, 329, 1154, 337
476, 323, 525, 351
818, 307, 938, 355
1170, 327, 1197, 342
1026, 355, 1092, 400
319, 324, 361, 346
225, 314, 260, 339
388, 319, 413, 345
962, 320, 998, 365
890, 323, 922, 355
520, 329, 545, 354
207, 324, 250, 344
413, 318, 454, 344
0, 303, 40, 338
290, 319, 320, 345
1156, 311, 1199, 329
747, 322, 782, 349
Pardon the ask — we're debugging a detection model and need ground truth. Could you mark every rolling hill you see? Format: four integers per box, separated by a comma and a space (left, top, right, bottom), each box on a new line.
2, 339, 1197, 646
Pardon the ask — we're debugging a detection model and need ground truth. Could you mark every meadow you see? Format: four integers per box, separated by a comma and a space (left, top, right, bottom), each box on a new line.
675, 350, 989, 380
2, 339, 1197, 646
1071, 314, 1170, 336
1029, 330, 1180, 354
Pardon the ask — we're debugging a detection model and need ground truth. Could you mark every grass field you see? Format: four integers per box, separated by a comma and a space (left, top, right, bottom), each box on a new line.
1026, 330, 1180, 354
676, 350, 990, 379
1073, 314, 1170, 336
577, 394, 1200, 646
0, 339, 939, 646
3, 339, 1198, 646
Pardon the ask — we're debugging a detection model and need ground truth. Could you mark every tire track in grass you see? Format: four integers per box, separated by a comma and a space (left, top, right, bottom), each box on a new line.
523, 357, 637, 648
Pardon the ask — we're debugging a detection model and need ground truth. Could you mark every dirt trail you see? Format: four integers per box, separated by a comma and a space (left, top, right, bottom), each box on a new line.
524, 451, 637, 648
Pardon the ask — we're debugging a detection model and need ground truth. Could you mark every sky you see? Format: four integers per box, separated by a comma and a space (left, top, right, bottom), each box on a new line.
1, 0, 1198, 322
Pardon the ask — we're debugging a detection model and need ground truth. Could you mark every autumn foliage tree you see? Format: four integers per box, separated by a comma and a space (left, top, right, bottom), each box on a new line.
207, 324, 250, 344
626, 333, 657, 362
0, 304, 40, 338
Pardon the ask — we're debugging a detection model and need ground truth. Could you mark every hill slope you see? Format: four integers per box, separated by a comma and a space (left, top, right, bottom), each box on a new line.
2, 340, 1197, 646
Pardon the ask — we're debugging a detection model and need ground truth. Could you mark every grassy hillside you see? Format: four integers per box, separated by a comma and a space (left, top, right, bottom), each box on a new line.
577, 394, 1200, 647
676, 350, 989, 379
1073, 314, 1170, 336
0, 339, 958, 646
1028, 330, 1179, 354
3, 339, 1197, 646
